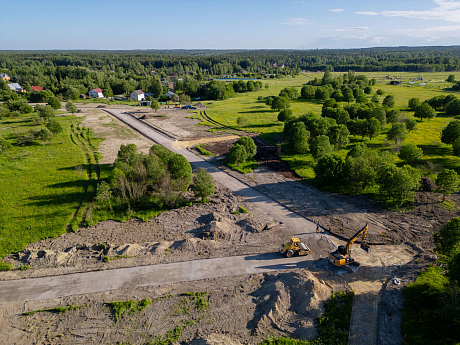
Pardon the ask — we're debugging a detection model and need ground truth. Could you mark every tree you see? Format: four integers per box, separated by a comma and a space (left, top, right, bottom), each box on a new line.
436, 169, 460, 201
382, 95, 395, 108
386, 109, 400, 126
331, 90, 344, 102
378, 163, 420, 205
95, 181, 112, 210
65, 101, 77, 114
36, 104, 55, 120
405, 118, 417, 132
399, 144, 423, 164
315, 87, 330, 101
441, 120, 460, 145
372, 107, 386, 129
66, 88, 80, 100
0, 138, 12, 155
168, 153, 193, 190
367, 118, 381, 140
414, 102, 436, 121
371, 94, 379, 104
433, 217, 460, 256
278, 109, 293, 123
387, 123, 406, 145
150, 144, 173, 164
235, 137, 257, 160
228, 144, 247, 167
46, 118, 63, 135
47, 97, 61, 110
453, 138, 460, 156
150, 100, 160, 113
288, 122, 310, 154
364, 86, 373, 94
329, 124, 350, 150
36, 127, 53, 144
192, 168, 215, 201
310, 135, 332, 159
314, 155, 344, 187
445, 99, 460, 116
376, 89, 385, 96
408, 98, 421, 110
447, 75, 456, 83
271, 96, 290, 111
301, 85, 315, 99
342, 88, 354, 103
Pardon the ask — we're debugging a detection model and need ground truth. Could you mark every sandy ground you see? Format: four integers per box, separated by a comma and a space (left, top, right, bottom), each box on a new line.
0, 269, 342, 345
76, 108, 154, 164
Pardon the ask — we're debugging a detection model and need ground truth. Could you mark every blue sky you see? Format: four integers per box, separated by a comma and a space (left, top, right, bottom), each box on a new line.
1, 0, 460, 50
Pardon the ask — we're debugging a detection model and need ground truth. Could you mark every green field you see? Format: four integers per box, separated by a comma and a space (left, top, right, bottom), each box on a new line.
206, 72, 460, 182
0, 115, 100, 258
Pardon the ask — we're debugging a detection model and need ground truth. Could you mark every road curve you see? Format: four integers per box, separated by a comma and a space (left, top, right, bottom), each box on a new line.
0, 253, 325, 303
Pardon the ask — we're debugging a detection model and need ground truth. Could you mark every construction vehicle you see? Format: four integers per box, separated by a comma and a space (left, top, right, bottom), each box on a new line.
279, 238, 311, 258
328, 224, 370, 271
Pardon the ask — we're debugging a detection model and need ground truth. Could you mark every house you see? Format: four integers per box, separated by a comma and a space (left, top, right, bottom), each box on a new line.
163, 91, 176, 99
89, 88, 104, 98
31, 85, 43, 92
0, 73, 10, 81
7, 83, 24, 92
389, 81, 402, 85
130, 90, 145, 102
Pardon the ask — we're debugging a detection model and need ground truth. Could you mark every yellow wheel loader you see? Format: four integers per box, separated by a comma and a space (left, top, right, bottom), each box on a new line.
328, 224, 370, 271
279, 238, 311, 258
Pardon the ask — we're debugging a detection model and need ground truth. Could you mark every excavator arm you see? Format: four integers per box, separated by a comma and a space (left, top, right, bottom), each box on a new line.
344, 224, 369, 254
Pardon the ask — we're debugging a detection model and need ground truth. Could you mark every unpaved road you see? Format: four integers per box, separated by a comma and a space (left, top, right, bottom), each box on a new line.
0, 252, 327, 303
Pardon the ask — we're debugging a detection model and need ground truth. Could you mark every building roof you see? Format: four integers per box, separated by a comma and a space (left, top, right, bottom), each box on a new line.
132, 90, 144, 95
164, 91, 176, 97
0, 73, 10, 78
31, 85, 43, 92
8, 83, 22, 90
92, 88, 103, 93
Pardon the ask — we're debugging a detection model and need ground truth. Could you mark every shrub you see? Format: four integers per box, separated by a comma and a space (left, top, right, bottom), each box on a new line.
36, 128, 53, 144
288, 122, 310, 154
192, 168, 215, 201
235, 136, 257, 160
46, 118, 63, 135
228, 144, 247, 167
399, 144, 423, 164
277, 109, 293, 123
237, 117, 247, 126
168, 153, 193, 190
0, 138, 12, 155
310, 135, 332, 159
47, 97, 61, 110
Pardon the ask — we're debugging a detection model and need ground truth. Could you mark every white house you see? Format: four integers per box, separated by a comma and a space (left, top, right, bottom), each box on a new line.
7, 83, 23, 92
163, 91, 176, 99
89, 88, 104, 98
130, 90, 145, 102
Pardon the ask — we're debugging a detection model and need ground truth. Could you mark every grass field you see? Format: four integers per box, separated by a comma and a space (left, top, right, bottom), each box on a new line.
206, 73, 460, 182
0, 115, 101, 258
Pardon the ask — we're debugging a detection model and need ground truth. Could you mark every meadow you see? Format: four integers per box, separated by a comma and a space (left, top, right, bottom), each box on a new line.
206, 72, 460, 182
0, 115, 101, 258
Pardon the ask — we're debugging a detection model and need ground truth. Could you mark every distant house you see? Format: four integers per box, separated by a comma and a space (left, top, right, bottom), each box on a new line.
130, 90, 145, 102
7, 83, 24, 92
163, 91, 176, 99
0, 73, 10, 81
31, 85, 43, 92
89, 88, 104, 98
389, 81, 402, 85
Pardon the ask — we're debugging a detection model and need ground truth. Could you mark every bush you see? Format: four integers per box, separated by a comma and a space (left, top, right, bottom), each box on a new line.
192, 168, 215, 201
234, 136, 257, 160
310, 135, 332, 159
314, 155, 343, 187
46, 118, 63, 135
0, 138, 12, 155
47, 97, 61, 110
237, 116, 247, 127
228, 144, 247, 167
288, 122, 310, 154
277, 109, 293, 123
433, 217, 460, 256
399, 144, 423, 164
36, 128, 53, 144
168, 153, 193, 190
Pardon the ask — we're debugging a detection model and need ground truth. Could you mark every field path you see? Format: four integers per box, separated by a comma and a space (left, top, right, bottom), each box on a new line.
0, 253, 326, 303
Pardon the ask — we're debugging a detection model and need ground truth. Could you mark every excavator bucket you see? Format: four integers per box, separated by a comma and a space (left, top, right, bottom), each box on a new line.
361, 242, 370, 253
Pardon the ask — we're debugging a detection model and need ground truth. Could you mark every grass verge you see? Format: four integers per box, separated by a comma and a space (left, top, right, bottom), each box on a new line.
105, 298, 152, 323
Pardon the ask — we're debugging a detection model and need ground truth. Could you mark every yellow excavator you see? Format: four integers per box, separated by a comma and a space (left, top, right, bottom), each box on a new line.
279, 238, 312, 258
328, 224, 370, 271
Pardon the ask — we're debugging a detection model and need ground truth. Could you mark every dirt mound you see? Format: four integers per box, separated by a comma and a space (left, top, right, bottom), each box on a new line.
237, 216, 278, 233
190, 334, 241, 345
200, 212, 239, 239
194, 102, 206, 108
251, 270, 331, 338
106, 243, 145, 257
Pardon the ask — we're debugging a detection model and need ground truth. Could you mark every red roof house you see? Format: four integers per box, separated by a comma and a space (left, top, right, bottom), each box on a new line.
31, 85, 43, 92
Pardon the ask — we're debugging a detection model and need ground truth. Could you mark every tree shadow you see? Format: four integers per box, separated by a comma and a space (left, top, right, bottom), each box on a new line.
418, 144, 452, 157
245, 123, 280, 129
239, 109, 275, 114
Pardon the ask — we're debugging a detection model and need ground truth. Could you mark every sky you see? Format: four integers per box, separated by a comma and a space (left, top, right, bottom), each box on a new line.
1, 0, 460, 50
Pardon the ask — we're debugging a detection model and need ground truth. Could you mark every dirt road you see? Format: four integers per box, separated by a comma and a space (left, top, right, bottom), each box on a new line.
0, 252, 328, 303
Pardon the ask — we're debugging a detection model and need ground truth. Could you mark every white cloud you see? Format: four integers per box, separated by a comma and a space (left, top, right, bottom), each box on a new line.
282, 18, 310, 26
382, 0, 460, 23
423, 25, 460, 31
335, 27, 370, 32
293, 1, 305, 3
329, 9, 345, 13
356, 11, 379, 16
371, 36, 390, 43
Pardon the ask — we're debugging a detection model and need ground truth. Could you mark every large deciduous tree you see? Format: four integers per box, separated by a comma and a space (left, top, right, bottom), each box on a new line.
436, 169, 460, 201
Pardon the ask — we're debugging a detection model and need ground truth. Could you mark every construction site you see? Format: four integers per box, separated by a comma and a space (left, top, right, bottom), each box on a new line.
0, 104, 454, 345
